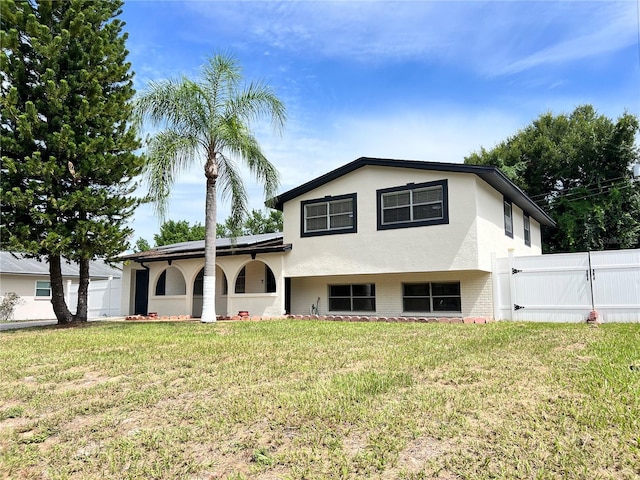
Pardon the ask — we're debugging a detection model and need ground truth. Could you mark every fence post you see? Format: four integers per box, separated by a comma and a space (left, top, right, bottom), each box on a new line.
508, 249, 516, 321
491, 252, 500, 321
65, 279, 72, 306
107, 275, 113, 317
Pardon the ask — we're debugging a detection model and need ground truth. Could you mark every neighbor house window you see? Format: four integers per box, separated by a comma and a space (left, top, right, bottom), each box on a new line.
35, 280, 51, 297
301, 194, 357, 237
377, 180, 448, 230
329, 284, 376, 312
403, 282, 461, 313
524, 214, 531, 246
504, 200, 513, 238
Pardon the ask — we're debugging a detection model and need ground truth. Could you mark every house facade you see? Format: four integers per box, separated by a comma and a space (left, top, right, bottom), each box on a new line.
120, 158, 554, 320
0, 252, 122, 320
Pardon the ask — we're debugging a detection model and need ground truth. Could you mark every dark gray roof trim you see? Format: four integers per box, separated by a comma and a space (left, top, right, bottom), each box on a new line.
121, 232, 291, 263
0, 252, 122, 278
271, 157, 555, 227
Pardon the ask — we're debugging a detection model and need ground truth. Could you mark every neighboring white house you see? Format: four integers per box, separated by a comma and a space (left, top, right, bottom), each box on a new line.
120, 158, 555, 321
0, 252, 122, 320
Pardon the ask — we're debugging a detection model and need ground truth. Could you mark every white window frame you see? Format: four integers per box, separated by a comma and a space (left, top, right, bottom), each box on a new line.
35, 280, 51, 298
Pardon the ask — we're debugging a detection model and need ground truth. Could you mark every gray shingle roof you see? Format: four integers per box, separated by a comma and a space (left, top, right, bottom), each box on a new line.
0, 252, 122, 279
120, 232, 289, 263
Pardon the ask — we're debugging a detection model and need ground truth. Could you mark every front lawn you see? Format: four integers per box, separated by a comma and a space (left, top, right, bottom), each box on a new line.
1, 320, 638, 479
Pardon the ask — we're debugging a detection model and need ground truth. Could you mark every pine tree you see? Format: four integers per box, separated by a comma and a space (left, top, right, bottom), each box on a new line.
1, 0, 143, 323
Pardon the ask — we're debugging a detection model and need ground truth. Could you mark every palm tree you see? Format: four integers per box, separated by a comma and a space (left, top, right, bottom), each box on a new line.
134, 53, 286, 322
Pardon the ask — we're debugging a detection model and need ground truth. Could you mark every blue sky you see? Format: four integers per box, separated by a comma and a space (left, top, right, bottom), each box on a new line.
120, 0, 640, 244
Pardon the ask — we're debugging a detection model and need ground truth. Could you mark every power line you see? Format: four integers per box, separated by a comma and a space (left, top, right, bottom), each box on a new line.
527, 175, 631, 201
531, 181, 639, 207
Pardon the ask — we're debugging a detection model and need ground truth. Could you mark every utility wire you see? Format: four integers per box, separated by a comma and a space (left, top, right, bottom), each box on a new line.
531, 181, 638, 206
527, 175, 632, 201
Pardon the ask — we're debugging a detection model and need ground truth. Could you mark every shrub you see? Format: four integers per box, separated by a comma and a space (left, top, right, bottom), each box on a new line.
0, 292, 23, 321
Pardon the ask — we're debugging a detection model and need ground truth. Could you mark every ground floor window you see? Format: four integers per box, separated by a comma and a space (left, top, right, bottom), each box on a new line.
329, 284, 376, 312
265, 265, 276, 293
403, 282, 461, 313
35, 280, 51, 297
235, 267, 246, 294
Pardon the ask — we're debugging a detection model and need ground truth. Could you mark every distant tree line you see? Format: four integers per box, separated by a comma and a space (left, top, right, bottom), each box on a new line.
134, 209, 283, 252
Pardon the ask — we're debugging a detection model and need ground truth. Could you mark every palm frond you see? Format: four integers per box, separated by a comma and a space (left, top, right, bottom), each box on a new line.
135, 79, 210, 142
217, 152, 248, 234
227, 81, 287, 134
202, 53, 242, 118
144, 130, 201, 219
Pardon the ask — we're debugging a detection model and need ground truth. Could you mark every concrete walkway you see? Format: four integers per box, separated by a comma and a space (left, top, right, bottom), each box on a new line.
0, 317, 126, 332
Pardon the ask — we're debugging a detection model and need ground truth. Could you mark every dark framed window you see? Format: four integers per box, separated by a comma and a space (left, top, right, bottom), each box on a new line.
235, 267, 246, 294
403, 282, 461, 313
523, 214, 531, 246
377, 180, 448, 230
222, 271, 228, 295
35, 280, 51, 297
329, 284, 376, 312
155, 271, 166, 296
265, 265, 276, 293
301, 193, 357, 237
504, 200, 513, 238
155, 267, 186, 296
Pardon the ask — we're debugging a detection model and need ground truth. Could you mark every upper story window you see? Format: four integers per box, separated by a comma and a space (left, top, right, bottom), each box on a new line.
504, 200, 513, 238
377, 180, 448, 230
301, 193, 357, 237
524, 214, 531, 246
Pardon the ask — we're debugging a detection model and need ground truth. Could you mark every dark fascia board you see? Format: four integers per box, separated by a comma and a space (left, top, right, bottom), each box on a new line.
270, 157, 555, 227
127, 243, 292, 264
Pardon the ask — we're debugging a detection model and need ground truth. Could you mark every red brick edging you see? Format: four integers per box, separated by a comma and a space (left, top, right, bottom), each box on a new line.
126, 314, 492, 324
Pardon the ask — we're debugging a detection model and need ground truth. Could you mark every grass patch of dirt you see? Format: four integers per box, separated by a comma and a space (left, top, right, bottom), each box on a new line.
1, 320, 639, 479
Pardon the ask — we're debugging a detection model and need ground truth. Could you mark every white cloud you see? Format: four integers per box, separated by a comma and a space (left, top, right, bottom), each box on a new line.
183, 1, 637, 76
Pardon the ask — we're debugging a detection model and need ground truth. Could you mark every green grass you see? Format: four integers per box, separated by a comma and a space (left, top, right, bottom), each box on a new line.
1, 320, 639, 479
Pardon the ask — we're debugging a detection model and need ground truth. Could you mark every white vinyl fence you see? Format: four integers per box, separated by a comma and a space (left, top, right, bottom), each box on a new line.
493, 249, 640, 322
68, 276, 122, 318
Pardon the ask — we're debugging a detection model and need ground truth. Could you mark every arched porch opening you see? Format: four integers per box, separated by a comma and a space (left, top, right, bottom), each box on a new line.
192, 266, 228, 318
234, 260, 277, 294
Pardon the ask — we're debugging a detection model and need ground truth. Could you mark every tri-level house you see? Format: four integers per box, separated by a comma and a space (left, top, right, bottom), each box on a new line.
120, 157, 555, 321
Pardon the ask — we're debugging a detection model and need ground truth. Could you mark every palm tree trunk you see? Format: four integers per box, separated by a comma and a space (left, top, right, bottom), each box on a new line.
200, 175, 218, 322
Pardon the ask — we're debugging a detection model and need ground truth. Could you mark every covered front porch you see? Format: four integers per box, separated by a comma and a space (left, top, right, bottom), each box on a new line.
120, 233, 291, 319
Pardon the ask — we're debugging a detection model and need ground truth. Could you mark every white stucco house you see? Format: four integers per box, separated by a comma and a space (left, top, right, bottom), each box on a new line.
120, 158, 555, 321
0, 252, 122, 320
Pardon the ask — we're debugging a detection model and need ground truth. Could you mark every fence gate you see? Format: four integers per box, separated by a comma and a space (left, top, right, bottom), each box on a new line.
493, 249, 640, 322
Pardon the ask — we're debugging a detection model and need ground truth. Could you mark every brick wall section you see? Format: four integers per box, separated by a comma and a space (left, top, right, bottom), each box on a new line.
289, 271, 494, 319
